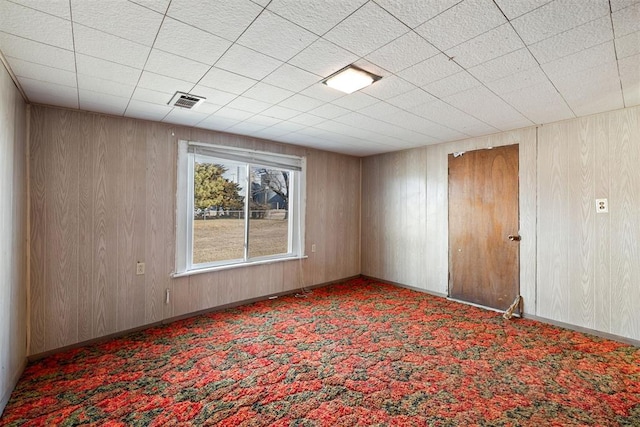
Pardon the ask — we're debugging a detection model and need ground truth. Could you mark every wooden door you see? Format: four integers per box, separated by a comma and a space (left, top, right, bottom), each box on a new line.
448, 144, 520, 311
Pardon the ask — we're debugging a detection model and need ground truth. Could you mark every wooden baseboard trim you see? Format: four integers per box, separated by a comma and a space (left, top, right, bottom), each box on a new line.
27, 275, 360, 362
361, 275, 448, 298
523, 314, 640, 348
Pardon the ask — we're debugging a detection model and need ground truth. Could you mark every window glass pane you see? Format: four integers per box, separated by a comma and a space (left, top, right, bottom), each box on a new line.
248, 166, 290, 259
193, 160, 246, 264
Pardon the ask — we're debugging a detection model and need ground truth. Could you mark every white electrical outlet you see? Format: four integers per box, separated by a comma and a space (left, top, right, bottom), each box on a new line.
311, 244, 316, 253
595, 198, 608, 213
136, 262, 145, 275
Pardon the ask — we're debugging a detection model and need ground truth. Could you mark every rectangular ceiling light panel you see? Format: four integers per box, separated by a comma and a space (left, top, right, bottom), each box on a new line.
323, 65, 382, 94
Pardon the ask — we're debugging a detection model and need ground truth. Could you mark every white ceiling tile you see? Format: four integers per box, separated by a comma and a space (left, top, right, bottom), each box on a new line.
76, 54, 141, 86
77, 74, 135, 98
244, 115, 281, 127
365, 31, 438, 73
610, 0, 640, 11
125, 99, 172, 121
154, 18, 232, 65
9, 0, 71, 19
542, 41, 616, 80
323, 2, 409, 57
500, 81, 574, 124
446, 23, 525, 68
386, 88, 438, 110
262, 64, 320, 92
287, 113, 327, 126
308, 103, 351, 119
266, 0, 367, 36
267, 121, 306, 133
374, 0, 462, 29
398, 53, 463, 87
331, 92, 379, 111
167, 0, 263, 42
492, 0, 551, 20
237, 10, 317, 61
70, 0, 163, 46
615, 31, 640, 59
468, 48, 539, 83
261, 105, 301, 120
250, 127, 291, 139
243, 82, 295, 104
163, 108, 210, 126
484, 66, 549, 95
358, 101, 404, 120
548, 61, 623, 115
129, 0, 171, 13
226, 96, 271, 113
0, 33, 75, 71
288, 38, 359, 77
414, 0, 506, 50
189, 85, 238, 106
78, 89, 129, 115
18, 77, 79, 108
226, 121, 268, 134
73, 24, 151, 69
612, 2, 640, 37
299, 84, 345, 102
212, 107, 255, 121
137, 71, 193, 95
215, 44, 283, 80
444, 85, 533, 130
615, 53, 639, 106
410, 100, 497, 134
361, 74, 417, 100
528, 16, 613, 65
144, 49, 210, 83
190, 102, 221, 116
0, 1, 73, 49
198, 68, 257, 95
131, 87, 172, 105
196, 115, 237, 131
511, 0, 610, 45
9, 58, 77, 87
422, 71, 480, 98
278, 94, 325, 112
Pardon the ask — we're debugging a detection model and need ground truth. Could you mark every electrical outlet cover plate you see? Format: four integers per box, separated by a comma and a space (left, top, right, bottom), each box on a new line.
595, 198, 608, 213
136, 262, 145, 275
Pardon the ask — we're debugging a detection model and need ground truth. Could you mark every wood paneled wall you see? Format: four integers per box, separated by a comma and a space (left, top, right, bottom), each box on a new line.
0, 63, 27, 414
362, 128, 537, 303
28, 106, 361, 355
362, 106, 640, 342
537, 107, 640, 340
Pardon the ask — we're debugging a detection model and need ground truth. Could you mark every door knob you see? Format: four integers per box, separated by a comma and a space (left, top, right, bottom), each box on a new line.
508, 235, 521, 241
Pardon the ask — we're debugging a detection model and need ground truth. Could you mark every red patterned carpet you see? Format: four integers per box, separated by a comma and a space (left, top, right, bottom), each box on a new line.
2, 277, 639, 426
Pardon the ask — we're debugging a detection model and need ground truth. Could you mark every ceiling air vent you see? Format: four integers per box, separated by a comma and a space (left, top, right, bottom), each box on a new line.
168, 91, 206, 109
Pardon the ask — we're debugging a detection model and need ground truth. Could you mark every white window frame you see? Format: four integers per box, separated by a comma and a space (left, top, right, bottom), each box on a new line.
174, 140, 306, 277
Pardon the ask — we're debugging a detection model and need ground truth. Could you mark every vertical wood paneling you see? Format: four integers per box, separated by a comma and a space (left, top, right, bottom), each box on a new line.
537, 123, 569, 321
593, 114, 611, 332
92, 115, 117, 338
77, 114, 93, 342
567, 117, 595, 328
46, 110, 79, 350
144, 123, 172, 324
0, 64, 28, 413
29, 107, 46, 354
609, 108, 640, 338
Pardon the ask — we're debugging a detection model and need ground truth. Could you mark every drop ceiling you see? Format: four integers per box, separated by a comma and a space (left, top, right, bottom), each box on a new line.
1, 0, 638, 156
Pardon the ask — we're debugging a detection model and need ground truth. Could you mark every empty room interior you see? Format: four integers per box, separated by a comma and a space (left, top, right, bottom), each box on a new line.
1, 0, 639, 425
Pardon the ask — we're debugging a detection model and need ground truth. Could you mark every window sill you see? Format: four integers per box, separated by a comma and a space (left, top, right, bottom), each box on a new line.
171, 255, 308, 278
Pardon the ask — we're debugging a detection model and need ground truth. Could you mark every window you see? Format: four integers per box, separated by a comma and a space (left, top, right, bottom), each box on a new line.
175, 141, 305, 276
